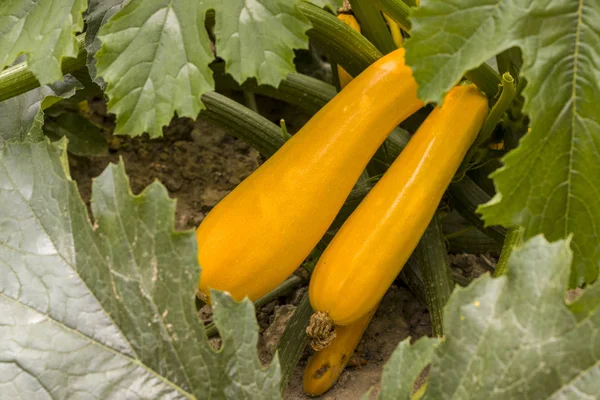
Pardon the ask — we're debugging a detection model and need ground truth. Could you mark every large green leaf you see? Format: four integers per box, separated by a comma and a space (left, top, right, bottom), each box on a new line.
0, 139, 281, 399
405, 0, 600, 286
0, 0, 87, 85
212, 0, 311, 87
0, 76, 81, 142
83, 0, 127, 87
95, 0, 215, 137
375, 235, 600, 399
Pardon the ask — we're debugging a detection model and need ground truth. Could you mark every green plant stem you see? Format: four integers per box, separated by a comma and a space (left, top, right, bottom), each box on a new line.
298, 1, 381, 78
212, 63, 336, 115
370, 0, 412, 31
204, 275, 304, 338
450, 176, 506, 243
200, 92, 285, 158
349, 0, 397, 54
0, 34, 87, 102
460, 72, 516, 172
243, 91, 259, 114
416, 213, 454, 337
493, 226, 524, 277
277, 292, 313, 392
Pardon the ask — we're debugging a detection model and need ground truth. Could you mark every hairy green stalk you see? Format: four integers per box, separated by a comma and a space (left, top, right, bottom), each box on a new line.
277, 293, 313, 391
349, 0, 397, 54
493, 226, 524, 277
0, 34, 87, 102
298, 1, 380, 78
460, 72, 516, 173
416, 213, 454, 337
370, 0, 412, 31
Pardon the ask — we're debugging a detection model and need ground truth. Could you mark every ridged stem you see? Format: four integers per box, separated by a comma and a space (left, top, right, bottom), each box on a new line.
416, 213, 454, 337
370, 0, 412, 31
298, 1, 381, 78
278, 293, 313, 392
0, 34, 87, 102
493, 226, 524, 277
460, 72, 516, 173
349, 0, 397, 54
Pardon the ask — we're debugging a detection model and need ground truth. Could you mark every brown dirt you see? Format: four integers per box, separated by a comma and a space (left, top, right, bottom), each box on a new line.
67, 94, 492, 400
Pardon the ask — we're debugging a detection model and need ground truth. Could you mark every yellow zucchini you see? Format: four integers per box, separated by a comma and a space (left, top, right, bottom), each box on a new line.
303, 306, 377, 396
308, 84, 488, 326
196, 47, 423, 302
336, 13, 361, 89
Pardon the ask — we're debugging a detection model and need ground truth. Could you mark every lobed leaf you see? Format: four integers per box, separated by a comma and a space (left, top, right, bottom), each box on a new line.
0, 0, 87, 85
376, 235, 600, 399
0, 139, 281, 399
405, 0, 600, 285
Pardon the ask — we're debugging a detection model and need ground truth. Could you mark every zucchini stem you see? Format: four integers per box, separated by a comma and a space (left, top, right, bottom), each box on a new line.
416, 213, 454, 337
306, 311, 337, 351
349, 0, 397, 54
459, 72, 516, 174
493, 226, 524, 277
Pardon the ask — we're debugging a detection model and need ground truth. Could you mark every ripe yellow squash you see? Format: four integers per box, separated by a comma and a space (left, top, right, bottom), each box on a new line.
308, 83, 489, 325
196, 47, 423, 302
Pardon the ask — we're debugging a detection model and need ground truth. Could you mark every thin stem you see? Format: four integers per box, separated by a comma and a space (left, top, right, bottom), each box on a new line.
450, 176, 507, 243
298, 1, 381, 78
279, 119, 291, 140
204, 275, 304, 337
416, 213, 454, 337
459, 72, 516, 173
493, 226, 524, 277
277, 292, 313, 391
370, 0, 412, 32
243, 91, 259, 113
0, 34, 87, 102
350, 0, 397, 54
443, 225, 477, 241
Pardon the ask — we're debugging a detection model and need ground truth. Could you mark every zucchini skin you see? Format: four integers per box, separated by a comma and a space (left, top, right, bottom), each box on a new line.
303, 307, 376, 396
196, 48, 423, 302
308, 84, 489, 325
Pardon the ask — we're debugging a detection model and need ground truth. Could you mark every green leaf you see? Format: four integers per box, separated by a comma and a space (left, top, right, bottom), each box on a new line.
405, 0, 600, 286
378, 337, 441, 400
0, 139, 281, 399
83, 0, 127, 88
213, 0, 311, 87
377, 235, 600, 399
0, 75, 81, 142
0, 0, 87, 85
43, 110, 108, 156
568, 281, 600, 322
95, 0, 215, 137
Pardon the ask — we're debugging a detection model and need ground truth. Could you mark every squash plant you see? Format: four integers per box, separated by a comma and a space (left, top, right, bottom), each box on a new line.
0, 0, 599, 399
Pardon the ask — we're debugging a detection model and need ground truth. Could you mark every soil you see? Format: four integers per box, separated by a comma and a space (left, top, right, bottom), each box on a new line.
67, 91, 494, 399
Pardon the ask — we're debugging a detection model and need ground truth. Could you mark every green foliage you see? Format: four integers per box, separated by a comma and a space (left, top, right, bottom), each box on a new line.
212, 0, 311, 87
0, 139, 280, 399
43, 109, 107, 156
0, 0, 86, 85
95, 0, 215, 137
0, 76, 81, 141
405, 0, 600, 286
378, 236, 600, 399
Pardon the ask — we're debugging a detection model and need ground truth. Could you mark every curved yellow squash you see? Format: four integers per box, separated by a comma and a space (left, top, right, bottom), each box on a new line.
309, 84, 489, 325
196, 47, 423, 302
303, 306, 377, 396
336, 13, 361, 89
